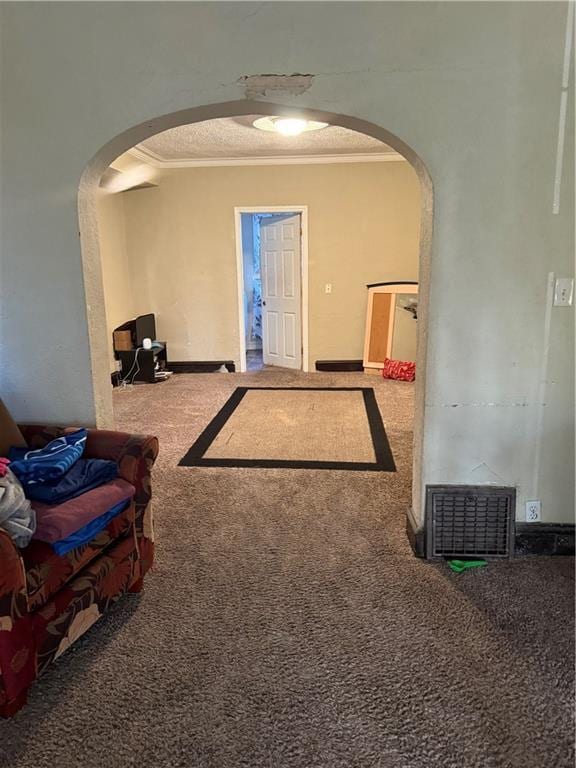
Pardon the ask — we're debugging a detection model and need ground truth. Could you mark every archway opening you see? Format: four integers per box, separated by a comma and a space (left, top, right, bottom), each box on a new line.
79, 100, 433, 527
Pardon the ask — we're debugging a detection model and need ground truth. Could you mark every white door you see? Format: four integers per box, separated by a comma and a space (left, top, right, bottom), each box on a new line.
260, 214, 302, 369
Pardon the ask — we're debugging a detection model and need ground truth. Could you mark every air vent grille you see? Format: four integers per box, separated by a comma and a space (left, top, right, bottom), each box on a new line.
426, 486, 515, 559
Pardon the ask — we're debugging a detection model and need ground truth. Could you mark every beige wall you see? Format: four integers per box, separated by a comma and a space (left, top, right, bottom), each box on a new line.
114, 162, 420, 367
96, 191, 134, 368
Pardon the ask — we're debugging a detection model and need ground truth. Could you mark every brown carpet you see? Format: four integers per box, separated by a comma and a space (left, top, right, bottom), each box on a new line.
0, 370, 573, 768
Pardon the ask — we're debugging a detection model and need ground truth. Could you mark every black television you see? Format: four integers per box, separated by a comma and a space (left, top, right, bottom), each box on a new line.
113, 313, 157, 350
134, 313, 156, 346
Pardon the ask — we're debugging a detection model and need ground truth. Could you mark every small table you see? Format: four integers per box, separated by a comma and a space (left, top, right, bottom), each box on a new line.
116, 342, 168, 384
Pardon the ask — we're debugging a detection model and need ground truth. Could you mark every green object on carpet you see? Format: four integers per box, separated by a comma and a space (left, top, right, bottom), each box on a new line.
448, 559, 488, 573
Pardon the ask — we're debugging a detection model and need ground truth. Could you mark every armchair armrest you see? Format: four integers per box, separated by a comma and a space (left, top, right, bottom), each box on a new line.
0, 531, 35, 708
84, 430, 159, 485
83, 429, 159, 581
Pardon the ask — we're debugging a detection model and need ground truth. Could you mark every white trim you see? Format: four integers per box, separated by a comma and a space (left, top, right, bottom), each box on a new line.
234, 206, 309, 374
561, 0, 574, 90
234, 212, 247, 373
553, 90, 568, 214
128, 145, 166, 164
531, 272, 555, 503
128, 146, 405, 169
553, 1, 574, 214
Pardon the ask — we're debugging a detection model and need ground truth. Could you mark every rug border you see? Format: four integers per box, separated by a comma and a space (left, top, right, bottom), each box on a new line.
178, 386, 396, 472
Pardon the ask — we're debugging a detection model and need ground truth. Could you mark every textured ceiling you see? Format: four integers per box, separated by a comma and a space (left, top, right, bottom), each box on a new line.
137, 116, 397, 160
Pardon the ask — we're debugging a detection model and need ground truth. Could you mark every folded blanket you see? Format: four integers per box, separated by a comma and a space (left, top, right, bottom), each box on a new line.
53, 498, 133, 555
32, 478, 135, 543
0, 467, 36, 548
9, 429, 87, 485
22, 458, 118, 504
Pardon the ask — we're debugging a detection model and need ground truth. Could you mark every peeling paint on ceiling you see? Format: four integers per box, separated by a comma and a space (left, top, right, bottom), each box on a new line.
237, 73, 314, 98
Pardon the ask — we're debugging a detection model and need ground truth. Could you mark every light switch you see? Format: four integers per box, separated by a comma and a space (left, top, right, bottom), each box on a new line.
554, 278, 574, 306
325, 283, 332, 294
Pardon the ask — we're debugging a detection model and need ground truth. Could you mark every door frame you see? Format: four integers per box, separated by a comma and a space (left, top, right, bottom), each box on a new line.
234, 205, 309, 373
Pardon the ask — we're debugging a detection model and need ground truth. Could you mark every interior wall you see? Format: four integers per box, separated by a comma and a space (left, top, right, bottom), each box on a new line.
96, 191, 134, 368
1, 3, 573, 524
115, 162, 420, 366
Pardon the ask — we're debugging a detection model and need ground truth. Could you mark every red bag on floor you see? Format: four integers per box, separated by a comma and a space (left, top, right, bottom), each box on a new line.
382, 358, 416, 382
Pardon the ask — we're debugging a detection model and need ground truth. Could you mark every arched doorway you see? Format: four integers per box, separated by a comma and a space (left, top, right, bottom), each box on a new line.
78, 100, 433, 523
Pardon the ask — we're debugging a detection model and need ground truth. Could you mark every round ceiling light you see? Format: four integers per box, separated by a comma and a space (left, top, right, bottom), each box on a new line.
253, 116, 329, 136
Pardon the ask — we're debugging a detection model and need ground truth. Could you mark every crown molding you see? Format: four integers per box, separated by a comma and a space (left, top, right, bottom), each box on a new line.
127, 146, 406, 169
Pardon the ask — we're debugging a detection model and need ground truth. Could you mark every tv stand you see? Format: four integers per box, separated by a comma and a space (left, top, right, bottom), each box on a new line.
117, 343, 168, 384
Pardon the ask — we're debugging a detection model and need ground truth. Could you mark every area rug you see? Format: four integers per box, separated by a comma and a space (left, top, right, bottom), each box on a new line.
179, 386, 395, 471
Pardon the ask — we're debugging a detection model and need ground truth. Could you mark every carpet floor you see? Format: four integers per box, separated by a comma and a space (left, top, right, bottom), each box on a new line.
0, 370, 573, 768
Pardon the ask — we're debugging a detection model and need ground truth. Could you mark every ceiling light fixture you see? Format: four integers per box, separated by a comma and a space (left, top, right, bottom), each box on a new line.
253, 116, 329, 136
274, 118, 308, 136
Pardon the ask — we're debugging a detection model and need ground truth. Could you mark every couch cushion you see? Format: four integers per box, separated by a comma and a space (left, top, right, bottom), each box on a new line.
32, 478, 135, 543
23, 501, 135, 611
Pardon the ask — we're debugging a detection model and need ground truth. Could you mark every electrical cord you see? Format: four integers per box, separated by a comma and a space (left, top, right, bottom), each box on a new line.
120, 347, 142, 387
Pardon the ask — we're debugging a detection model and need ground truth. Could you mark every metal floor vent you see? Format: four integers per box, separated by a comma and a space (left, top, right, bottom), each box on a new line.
426, 486, 515, 559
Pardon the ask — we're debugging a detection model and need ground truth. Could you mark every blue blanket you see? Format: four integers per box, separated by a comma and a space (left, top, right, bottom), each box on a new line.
9, 429, 87, 485
53, 498, 131, 555
22, 459, 118, 504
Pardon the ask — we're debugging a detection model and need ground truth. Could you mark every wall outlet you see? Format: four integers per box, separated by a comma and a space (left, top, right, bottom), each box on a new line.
553, 277, 574, 306
525, 500, 542, 523
325, 283, 332, 294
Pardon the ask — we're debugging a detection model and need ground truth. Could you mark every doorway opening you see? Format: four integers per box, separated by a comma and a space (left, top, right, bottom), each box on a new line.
236, 207, 308, 373
80, 100, 432, 528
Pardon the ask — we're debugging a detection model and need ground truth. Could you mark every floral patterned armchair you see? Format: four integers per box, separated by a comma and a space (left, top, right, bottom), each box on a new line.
0, 426, 158, 717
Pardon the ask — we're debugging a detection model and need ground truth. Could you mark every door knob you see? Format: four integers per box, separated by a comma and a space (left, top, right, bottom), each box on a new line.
262, 301, 266, 306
